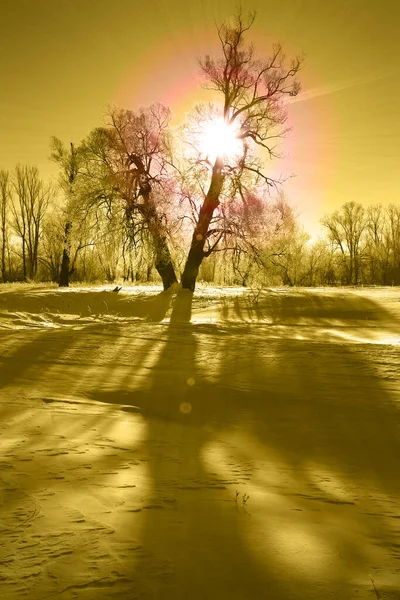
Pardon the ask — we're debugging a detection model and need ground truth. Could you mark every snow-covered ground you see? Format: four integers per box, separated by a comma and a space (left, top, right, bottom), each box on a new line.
0, 283, 399, 599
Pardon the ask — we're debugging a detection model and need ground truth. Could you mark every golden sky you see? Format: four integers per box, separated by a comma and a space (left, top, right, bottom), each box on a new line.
1, 0, 399, 237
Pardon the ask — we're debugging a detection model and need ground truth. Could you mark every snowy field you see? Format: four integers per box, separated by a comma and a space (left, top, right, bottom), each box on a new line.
0, 283, 400, 599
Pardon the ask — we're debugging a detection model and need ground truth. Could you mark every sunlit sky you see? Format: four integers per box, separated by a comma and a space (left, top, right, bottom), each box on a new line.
1, 0, 399, 238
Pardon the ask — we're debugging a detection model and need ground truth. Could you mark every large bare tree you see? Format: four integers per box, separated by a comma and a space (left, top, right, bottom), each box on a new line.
81, 104, 178, 290
180, 11, 302, 290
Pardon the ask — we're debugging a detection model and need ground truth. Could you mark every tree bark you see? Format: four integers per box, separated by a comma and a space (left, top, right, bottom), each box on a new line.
139, 192, 178, 291
59, 221, 72, 287
1, 218, 6, 283
181, 159, 224, 291
1, 240, 5, 282
122, 148, 178, 291
22, 237, 27, 281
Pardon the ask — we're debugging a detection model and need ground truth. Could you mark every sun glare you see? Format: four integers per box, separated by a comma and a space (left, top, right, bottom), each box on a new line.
198, 118, 243, 164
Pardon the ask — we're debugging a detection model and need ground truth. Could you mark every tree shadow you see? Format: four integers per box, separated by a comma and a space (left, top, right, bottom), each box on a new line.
88, 290, 400, 598
0, 287, 173, 325
222, 288, 399, 329
0, 329, 75, 392
1, 289, 399, 598
91, 292, 287, 598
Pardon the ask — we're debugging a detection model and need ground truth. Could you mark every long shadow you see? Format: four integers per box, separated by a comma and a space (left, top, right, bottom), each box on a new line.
89, 289, 400, 598
223, 288, 400, 329
0, 313, 169, 599
0, 288, 173, 420
116, 292, 286, 599
0, 329, 76, 392
2, 289, 399, 598
0, 287, 173, 323
0, 289, 173, 521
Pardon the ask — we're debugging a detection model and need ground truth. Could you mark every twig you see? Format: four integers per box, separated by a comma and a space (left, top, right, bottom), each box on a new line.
369, 574, 382, 599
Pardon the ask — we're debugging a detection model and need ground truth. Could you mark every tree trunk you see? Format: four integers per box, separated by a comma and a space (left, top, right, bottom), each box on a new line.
1, 201, 6, 282
181, 236, 207, 292
1, 234, 6, 283
22, 237, 27, 281
1, 242, 5, 282
59, 222, 72, 287
139, 193, 178, 291
31, 232, 38, 278
181, 160, 224, 291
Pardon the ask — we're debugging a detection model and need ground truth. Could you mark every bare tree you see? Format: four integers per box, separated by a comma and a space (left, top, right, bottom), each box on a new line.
11, 165, 53, 280
364, 204, 389, 284
50, 137, 86, 287
40, 211, 65, 282
92, 200, 126, 282
81, 104, 178, 290
385, 204, 400, 285
0, 169, 11, 282
321, 202, 367, 285
180, 10, 302, 290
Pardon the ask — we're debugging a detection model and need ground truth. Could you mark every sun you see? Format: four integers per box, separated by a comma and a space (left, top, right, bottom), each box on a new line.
198, 118, 243, 164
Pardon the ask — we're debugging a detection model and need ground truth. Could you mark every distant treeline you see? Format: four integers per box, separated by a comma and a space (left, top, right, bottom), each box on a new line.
0, 162, 399, 287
